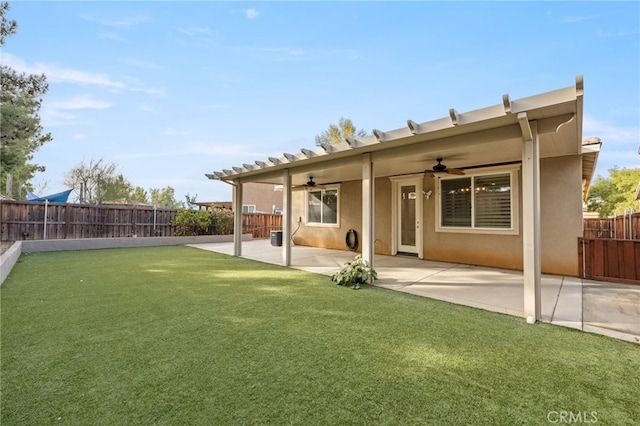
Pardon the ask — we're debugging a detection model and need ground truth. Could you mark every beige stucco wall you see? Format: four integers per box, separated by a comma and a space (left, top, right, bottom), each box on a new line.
291, 155, 583, 276
539, 155, 583, 276
291, 179, 393, 254
422, 172, 523, 270
242, 183, 283, 213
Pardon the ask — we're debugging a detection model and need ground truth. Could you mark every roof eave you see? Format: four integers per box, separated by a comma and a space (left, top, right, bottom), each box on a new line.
209, 76, 584, 183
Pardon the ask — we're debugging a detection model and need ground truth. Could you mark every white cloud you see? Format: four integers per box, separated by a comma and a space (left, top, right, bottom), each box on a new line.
50, 94, 112, 110
3, 53, 165, 96
596, 28, 640, 38
583, 114, 640, 175
3, 53, 125, 90
245, 9, 259, 20
583, 115, 639, 147
41, 108, 81, 127
131, 86, 167, 97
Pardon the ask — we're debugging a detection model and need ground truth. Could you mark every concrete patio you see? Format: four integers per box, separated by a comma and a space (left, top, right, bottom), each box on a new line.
191, 240, 639, 344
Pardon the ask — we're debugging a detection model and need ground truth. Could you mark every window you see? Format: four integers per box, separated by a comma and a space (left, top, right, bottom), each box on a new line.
307, 188, 339, 225
242, 205, 256, 213
437, 167, 518, 234
441, 178, 472, 227
474, 174, 512, 228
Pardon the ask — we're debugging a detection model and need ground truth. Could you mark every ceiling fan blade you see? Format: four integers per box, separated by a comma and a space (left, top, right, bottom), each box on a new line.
447, 168, 466, 175
291, 184, 326, 191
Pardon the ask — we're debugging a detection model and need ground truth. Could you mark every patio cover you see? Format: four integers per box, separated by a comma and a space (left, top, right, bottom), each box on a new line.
207, 76, 589, 320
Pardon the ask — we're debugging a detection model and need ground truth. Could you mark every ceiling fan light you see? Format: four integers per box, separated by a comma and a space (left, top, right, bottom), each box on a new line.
432, 157, 447, 173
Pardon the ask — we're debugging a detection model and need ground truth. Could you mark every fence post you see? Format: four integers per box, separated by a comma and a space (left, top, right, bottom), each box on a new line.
43, 200, 48, 240
578, 238, 586, 279
132, 206, 137, 237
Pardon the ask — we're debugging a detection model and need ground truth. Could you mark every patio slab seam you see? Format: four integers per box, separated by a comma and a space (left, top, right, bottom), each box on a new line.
549, 276, 564, 323
383, 265, 461, 290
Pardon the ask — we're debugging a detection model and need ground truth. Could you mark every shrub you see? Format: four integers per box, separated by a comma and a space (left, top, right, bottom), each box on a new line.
210, 209, 234, 235
171, 208, 235, 236
330, 255, 377, 290
171, 209, 213, 236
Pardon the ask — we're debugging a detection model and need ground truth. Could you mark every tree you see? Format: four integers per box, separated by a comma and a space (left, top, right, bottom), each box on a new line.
150, 186, 181, 208
101, 173, 134, 202
131, 186, 149, 204
314, 117, 369, 146
63, 158, 118, 203
1, 2, 52, 199
64, 158, 184, 206
586, 167, 640, 217
184, 193, 198, 208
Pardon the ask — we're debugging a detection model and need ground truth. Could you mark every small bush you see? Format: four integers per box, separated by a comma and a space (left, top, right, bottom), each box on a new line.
210, 209, 234, 235
331, 255, 377, 290
171, 208, 234, 236
171, 209, 213, 236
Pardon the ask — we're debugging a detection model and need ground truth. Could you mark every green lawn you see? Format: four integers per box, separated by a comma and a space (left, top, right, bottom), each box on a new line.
1, 246, 638, 425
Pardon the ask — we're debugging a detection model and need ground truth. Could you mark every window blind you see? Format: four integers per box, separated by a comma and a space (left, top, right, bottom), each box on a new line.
440, 172, 512, 230
474, 174, 511, 228
441, 178, 471, 227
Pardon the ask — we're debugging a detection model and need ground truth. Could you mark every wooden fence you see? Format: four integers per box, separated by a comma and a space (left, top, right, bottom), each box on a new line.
242, 212, 282, 239
0, 200, 282, 241
579, 238, 640, 285
0, 200, 178, 240
584, 212, 640, 239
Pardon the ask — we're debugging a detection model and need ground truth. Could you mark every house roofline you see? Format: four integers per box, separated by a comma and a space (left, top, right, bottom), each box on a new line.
207, 76, 584, 184
581, 137, 602, 201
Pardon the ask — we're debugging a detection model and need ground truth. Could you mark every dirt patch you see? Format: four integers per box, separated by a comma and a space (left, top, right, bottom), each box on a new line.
1, 241, 15, 255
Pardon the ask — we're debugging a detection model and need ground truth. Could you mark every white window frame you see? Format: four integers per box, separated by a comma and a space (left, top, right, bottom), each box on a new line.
435, 165, 520, 235
306, 184, 340, 228
242, 205, 256, 213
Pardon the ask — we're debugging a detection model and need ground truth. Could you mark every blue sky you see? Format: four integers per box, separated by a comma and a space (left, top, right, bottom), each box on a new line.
4, 1, 639, 203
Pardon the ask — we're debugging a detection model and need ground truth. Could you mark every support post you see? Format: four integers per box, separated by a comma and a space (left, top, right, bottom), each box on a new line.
233, 182, 243, 257
522, 120, 541, 320
282, 169, 292, 266
362, 154, 375, 269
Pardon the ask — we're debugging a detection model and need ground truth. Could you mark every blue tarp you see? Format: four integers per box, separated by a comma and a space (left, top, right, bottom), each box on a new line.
26, 189, 73, 203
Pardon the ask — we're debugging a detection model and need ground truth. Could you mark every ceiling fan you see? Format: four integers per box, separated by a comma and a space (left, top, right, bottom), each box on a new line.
292, 176, 326, 191
430, 157, 465, 176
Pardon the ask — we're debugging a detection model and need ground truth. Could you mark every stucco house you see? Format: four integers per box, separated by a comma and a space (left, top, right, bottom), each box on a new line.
237, 182, 283, 214
207, 76, 600, 320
